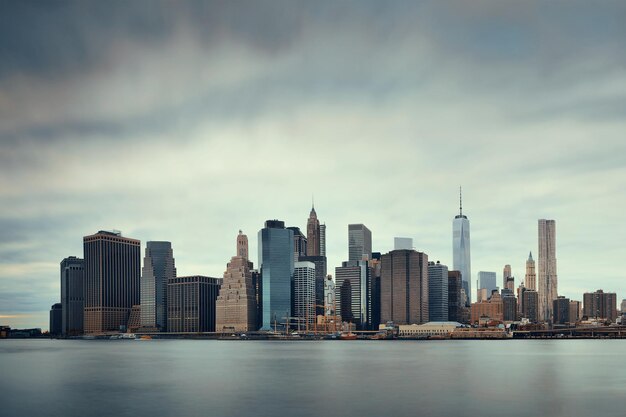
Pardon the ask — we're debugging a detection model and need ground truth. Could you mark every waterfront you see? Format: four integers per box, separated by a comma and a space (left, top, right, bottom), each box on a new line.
1, 340, 624, 417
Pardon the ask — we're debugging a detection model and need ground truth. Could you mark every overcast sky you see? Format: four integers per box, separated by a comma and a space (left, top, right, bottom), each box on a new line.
1, 1, 625, 330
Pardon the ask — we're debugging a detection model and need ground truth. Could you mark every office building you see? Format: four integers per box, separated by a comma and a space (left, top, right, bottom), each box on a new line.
452, 188, 471, 305
60, 256, 84, 336
523, 290, 539, 322
505, 277, 515, 291
306, 206, 321, 256
525, 252, 536, 291
503, 264, 511, 289
369, 252, 382, 329
319, 224, 327, 257
335, 260, 371, 328
553, 296, 570, 324
394, 237, 413, 251
293, 261, 316, 329
621, 299, 626, 313
477, 288, 490, 303
324, 275, 336, 317
348, 224, 372, 262
583, 290, 618, 322
140, 241, 176, 331
49, 303, 62, 336
517, 283, 526, 318
470, 293, 503, 324
448, 270, 463, 323
168, 275, 221, 332
478, 271, 497, 295
428, 261, 448, 322
216, 231, 257, 332
502, 294, 517, 322
538, 219, 557, 321
83, 230, 141, 334
380, 249, 429, 325
259, 220, 294, 330
300, 255, 327, 316
569, 300, 581, 323
288, 227, 308, 263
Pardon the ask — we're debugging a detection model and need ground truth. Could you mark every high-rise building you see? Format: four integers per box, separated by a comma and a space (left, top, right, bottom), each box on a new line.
259, 220, 294, 330
306, 206, 320, 256
348, 224, 372, 262
60, 256, 84, 336
452, 189, 471, 305
448, 270, 463, 323
505, 277, 515, 291
517, 283, 526, 318
553, 296, 570, 324
319, 224, 327, 257
470, 293, 503, 324
83, 230, 141, 334
503, 264, 511, 289
621, 299, 626, 313
394, 237, 413, 251
502, 294, 517, 322
49, 303, 62, 336
525, 252, 536, 291
140, 241, 176, 331
300, 255, 327, 317
293, 261, 316, 329
167, 275, 221, 332
569, 300, 581, 323
522, 290, 539, 322
335, 260, 371, 329
428, 261, 448, 322
369, 252, 382, 329
478, 271, 497, 295
288, 227, 308, 263
583, 290, 617, 322
380, 249, 429, 325
538, 219, 557, 322
216, 231, 257, 332
324, 275, 335, 317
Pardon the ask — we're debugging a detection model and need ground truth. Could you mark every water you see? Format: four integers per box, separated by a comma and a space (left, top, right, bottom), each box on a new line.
0, 339, 624, 417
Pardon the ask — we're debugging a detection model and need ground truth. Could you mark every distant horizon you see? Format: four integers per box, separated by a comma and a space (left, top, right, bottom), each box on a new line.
2, 1, 626, 329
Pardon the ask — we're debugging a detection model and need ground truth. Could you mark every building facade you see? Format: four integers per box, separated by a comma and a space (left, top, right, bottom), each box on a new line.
553, 296, 570, 324
83, 230, 141, 334
306, 206, 320, 256
380, 249, 429, 325
428, 261, 448, 322
394, 237, 413, 250
259, 220, 294, 330
503, 264, 511, 289
49, 303, 62, 336
525, 252, 536, 291
478, 271, 497, 295
502, 295, 517, 322
300, 255, 327, 316
216, 231, 257, 333
348, 224, 372, 262
293, 261, 316, 329
583, 290, 617, 321
569, 300, 581, 323
167, 275, 221, 332
538, 219, 558, 321
288, 227, 308, 263
448, 270, 463, 322
60, 256, 84, 336
522, 290, 539, 322
335, 260, 371, 328
470, 293, 503, 324
453, 190, 471, 305
140, 241, 176, 331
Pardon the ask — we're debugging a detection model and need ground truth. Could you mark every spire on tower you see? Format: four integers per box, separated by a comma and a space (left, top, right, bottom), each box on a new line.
459, 186, 463, 216
528, 251, 533, 261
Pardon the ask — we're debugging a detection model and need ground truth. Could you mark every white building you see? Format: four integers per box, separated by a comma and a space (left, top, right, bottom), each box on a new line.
293, 261, 316, 329
453, 189, 471, 305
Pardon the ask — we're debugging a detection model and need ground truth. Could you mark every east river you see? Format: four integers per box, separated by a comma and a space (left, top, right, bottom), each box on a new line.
0, 339, 624, 417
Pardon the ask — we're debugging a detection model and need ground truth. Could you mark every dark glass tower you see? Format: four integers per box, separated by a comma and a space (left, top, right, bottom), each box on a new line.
258, 220, 294, 331
141, 241, 176, 331
60, 256, 84, 336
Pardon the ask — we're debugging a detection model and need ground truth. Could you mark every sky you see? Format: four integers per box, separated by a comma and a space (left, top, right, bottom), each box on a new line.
1, 1, 625, 330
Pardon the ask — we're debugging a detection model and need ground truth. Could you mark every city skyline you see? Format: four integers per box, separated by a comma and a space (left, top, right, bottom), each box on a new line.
2, 2, 626, 330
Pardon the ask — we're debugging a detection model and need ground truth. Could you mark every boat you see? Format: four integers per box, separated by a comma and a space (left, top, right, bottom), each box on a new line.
137, 335, 152, 340
340, 332, 358, 340
120, 333, 136, 339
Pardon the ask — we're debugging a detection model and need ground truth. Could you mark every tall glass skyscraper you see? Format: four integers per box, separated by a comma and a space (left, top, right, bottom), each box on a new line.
428, 261, 449, 322
538, 219, 557, 322
478, 271, 497, 295
348, 224, 372, 262
452, 189, 471, 305
259, 220, 294, 331
141, 241, 176, 331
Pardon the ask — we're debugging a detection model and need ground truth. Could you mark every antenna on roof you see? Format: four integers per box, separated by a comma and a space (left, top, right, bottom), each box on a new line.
459, 186, 463, 216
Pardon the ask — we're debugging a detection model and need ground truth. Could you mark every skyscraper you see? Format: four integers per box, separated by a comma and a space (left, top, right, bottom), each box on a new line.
335, 260, 371, 328
288, 227, 308, 263
319, 224, 327, 257
60, 256, 84, 336
448, 270, 463, 323
525, 252, 536, 291
306, 206, 320, 256
83, 230, 141, 334
538, 219, 557, 321
259, 220, 294, 330
140, 241, 176, 331
503, 264, 511, 289
380, 249, 429, 325
394, 237, 413, 251
478, 271, 497, 295
523, 290, 539, 322
453, 189, 471, 305
49, 303, 62, 336
348, 224, 372, 262
553, 296, 570, 324
167, 275, 221, 332
583, 290, 617, 322
293, 261, 316, 329
216, 231, 257, 332
428, 261, 449, 322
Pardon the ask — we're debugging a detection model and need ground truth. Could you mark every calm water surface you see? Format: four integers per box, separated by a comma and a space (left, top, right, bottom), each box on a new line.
0, 339, 624, 417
